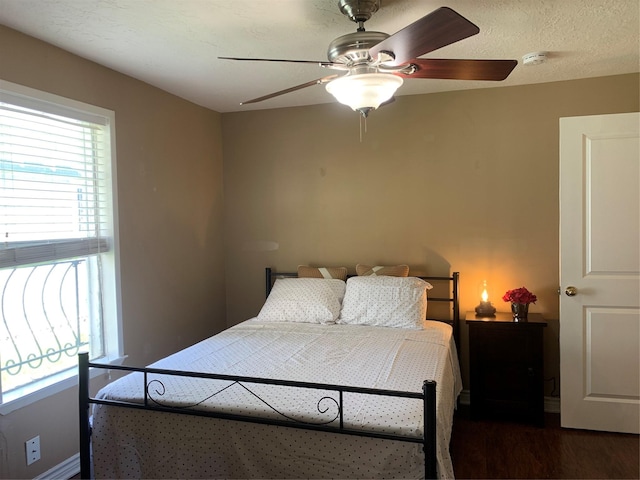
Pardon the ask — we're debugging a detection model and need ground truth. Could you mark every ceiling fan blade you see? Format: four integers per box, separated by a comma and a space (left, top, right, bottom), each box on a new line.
240, 75, 339, 105
397, 58, 518, 81
369, 7, 479, 67
219, 56, 333, 67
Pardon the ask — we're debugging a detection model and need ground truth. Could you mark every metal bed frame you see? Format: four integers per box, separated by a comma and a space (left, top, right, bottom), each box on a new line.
79, 268, 460, 479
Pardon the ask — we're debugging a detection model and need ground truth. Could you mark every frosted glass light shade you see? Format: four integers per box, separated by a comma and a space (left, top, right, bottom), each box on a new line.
325, 73, 403, 111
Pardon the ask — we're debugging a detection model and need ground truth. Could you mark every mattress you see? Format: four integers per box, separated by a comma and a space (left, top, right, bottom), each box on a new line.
92, 318, 462, 479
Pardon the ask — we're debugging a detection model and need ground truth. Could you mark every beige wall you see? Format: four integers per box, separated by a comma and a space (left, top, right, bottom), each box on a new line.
0, 26, 226, 479
222, 72, 639, 400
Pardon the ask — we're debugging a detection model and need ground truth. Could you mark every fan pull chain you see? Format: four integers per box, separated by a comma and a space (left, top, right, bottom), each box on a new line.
359, 114, 368, 142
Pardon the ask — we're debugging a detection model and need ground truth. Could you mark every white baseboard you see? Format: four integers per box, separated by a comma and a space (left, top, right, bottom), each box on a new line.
545, 395, 560, 413
34, 453, 79, 480
458, 389, 560, 414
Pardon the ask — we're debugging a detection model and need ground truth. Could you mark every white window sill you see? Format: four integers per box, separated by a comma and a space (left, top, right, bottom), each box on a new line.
0, 355, 126, 415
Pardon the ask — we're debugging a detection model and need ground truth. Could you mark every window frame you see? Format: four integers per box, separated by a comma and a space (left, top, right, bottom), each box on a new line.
0, 79, 124, 415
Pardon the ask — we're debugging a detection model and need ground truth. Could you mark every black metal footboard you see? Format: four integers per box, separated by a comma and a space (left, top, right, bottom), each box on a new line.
79, 352, 437, 479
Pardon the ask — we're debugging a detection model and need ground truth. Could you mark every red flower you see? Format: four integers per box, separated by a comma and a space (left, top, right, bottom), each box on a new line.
502, 287, 537, 304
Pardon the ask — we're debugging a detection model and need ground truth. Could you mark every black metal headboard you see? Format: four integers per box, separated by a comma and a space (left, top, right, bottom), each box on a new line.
265, 267, 460, 347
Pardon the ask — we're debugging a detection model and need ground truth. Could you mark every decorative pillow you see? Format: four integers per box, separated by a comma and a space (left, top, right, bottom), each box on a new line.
338, 276, 433, 329
355, 264, 410, 277
257, 278, 346, 324
298, 265, 348, 281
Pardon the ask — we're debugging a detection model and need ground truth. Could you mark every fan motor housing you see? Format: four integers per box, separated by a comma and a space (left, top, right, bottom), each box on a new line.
327, 31, 389, 64
338, 0, 380, 23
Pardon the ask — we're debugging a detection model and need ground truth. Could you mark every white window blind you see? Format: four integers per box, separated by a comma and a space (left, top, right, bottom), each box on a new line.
0, 91, 111, 268
0, 81, 121, 413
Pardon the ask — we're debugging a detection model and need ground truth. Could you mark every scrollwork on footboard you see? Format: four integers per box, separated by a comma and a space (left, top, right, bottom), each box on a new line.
146, 378, 341, 426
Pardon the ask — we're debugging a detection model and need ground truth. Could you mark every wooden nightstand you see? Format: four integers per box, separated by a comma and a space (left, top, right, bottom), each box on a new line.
465, 311, 547, 426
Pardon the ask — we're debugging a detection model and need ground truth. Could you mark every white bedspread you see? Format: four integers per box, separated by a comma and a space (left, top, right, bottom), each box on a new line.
92, 319, 462, 479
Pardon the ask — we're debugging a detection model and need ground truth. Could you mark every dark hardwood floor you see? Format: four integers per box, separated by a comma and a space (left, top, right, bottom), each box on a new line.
451, 406, 640, 479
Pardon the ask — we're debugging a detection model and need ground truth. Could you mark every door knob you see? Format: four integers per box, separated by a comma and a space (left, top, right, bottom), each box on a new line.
565, 286, 578, 296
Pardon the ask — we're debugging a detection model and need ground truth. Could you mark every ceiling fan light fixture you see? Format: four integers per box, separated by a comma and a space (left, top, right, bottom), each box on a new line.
325, 73, 403, 113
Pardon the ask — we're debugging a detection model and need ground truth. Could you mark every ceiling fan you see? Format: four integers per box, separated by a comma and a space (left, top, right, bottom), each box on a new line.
220, 0, 518, 117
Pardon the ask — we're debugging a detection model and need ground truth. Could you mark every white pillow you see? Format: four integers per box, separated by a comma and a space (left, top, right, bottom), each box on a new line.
338, 276, 433, 329
257, 278, 346, 324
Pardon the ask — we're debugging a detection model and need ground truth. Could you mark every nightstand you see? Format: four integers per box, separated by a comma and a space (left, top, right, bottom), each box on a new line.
466, 311, 547, 426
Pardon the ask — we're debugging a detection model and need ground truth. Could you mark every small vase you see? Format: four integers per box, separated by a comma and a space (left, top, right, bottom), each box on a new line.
511, 302, 529, 321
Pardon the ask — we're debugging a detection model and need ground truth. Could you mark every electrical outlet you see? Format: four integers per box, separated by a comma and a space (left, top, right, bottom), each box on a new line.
25, 436, 40, 466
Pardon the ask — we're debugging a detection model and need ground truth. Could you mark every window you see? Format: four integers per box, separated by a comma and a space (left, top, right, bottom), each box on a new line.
0, 80, 122, 413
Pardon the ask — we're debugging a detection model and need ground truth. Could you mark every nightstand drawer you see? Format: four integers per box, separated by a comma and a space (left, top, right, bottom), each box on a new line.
471, 326, 535, 363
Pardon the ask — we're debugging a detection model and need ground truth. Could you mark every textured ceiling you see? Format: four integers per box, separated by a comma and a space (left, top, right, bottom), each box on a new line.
0, 0, 638, 113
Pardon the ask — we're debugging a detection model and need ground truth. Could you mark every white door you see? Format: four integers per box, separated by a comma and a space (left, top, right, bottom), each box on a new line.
559, 112, 640, 434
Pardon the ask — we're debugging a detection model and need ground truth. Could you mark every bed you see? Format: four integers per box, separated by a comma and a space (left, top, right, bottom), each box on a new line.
79, 267, 462, 479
